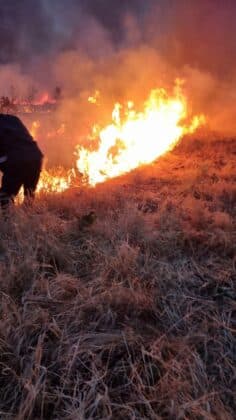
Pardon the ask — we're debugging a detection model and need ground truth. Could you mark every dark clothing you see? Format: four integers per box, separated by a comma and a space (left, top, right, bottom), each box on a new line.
0, 114, 43, 162
0, 114, 43, 207
1, 159, 42, 199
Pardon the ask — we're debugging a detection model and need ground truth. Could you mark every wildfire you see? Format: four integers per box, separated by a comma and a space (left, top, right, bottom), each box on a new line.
27, 82, 205, 193
17, 168, 74, 203
28, 121, 74, 195
36, 169, 73, 194
76, 83, 205, 185
33, 92, 56, 106
88, 90, 100, 105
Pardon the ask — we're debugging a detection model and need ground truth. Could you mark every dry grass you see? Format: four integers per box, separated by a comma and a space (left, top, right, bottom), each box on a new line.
0, 137, 235, 419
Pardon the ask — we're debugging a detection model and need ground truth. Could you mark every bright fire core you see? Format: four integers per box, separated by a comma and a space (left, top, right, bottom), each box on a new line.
33, 83, 205, 193
76, 84, 204, 186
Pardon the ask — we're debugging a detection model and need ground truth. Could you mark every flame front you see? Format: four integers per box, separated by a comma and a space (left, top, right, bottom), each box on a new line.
28, 83, 205, 193
76, 85, 204, 185
36, 169, 72, 194
29, 122, 73, 194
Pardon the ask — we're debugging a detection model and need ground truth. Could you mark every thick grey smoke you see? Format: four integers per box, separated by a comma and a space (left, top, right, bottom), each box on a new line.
0, 1, 52, 63
0, 0, 153, 64
0, 0, 236, 166
1, 0, 235, 85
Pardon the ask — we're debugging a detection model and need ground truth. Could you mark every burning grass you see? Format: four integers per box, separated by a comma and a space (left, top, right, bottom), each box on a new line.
0, 137, 235, 419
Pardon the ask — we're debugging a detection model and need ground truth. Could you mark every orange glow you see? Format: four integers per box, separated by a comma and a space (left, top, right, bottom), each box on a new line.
33, 92, 56, 106
17, 168, 75, 203
30, 120, 41, 138
26, 82, 205, 194
88, 90, 100, 104
76, 83, 205, 185
28, 121, 73, 195
36, 169, 74, 194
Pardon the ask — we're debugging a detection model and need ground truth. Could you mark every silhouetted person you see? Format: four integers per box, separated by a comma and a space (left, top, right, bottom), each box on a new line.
0, 114, 43, 208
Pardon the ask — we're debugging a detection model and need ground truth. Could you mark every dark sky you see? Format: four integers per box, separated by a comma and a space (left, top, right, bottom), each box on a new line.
1, 1, 236, 136
0, 0, 153, 63
0, 0, 236, 78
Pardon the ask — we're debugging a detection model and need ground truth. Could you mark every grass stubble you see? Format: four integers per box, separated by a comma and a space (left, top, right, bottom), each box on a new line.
0, 136, 235, 419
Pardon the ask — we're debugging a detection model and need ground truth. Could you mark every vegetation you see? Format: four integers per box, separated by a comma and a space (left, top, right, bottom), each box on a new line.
0, 136, 235, 419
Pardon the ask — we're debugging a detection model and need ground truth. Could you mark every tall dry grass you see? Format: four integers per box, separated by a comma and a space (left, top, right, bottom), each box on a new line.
0, 137, 235, 419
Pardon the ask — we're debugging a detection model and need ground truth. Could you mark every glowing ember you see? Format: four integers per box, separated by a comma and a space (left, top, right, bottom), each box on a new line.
76, 83, 205, 185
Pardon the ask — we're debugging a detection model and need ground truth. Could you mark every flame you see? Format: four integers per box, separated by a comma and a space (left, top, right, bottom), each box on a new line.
36, 169, 73, 194
30, 120, 41, 138
88, 90, 100, 105
17, 168, 75, 202
28, 121, 73, 195
76, 84, 205, 185
25, 82, 205, 195
33, 92, 56, 106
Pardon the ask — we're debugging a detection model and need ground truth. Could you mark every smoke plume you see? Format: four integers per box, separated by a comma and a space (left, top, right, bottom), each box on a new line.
0, 0, 235, 164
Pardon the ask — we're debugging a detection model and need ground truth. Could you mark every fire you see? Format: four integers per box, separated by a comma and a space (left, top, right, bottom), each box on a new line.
17, 168, 75, 202
33, 92, 56, 106
88, 90, 100, 104
36, 169, 74, 194
76, 83, 205, 185
30, 120, 41, 138
26, 82, 205, 194
28, 121, 74, 195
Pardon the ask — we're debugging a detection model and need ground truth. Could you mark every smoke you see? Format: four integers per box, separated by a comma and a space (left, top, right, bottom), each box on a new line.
0, 0, 152, 63
0, 0, 236, 165
166, 0, 236, 134
0, 0, 154, 101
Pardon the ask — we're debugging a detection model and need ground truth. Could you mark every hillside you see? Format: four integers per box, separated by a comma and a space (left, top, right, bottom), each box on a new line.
0, 137, 235, 419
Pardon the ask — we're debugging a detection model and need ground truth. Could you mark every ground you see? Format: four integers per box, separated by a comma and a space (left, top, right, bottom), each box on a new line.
0, 136, 235, 419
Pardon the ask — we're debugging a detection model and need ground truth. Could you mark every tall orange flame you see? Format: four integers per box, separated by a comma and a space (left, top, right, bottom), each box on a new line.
76, 84, 205, 185
27, 82, 205, 194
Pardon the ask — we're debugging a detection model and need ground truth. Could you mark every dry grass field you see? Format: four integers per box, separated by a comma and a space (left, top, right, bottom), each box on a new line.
0, 136, 235, 419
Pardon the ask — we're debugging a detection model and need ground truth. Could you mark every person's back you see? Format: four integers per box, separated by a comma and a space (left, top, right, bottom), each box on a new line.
0, 114, 43, 162
0, 114, 43, 208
